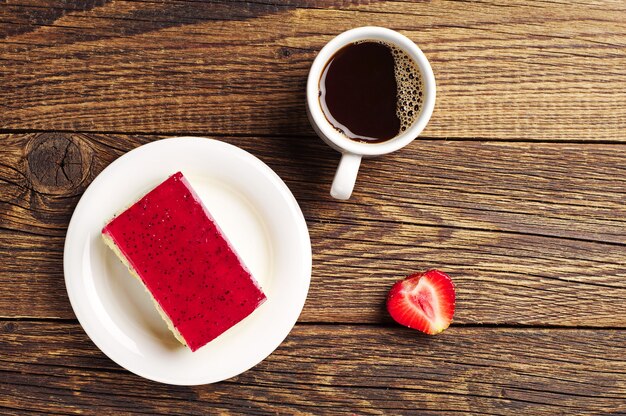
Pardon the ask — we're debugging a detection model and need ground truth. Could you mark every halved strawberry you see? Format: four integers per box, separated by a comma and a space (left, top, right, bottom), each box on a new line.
386, 270, 455, 335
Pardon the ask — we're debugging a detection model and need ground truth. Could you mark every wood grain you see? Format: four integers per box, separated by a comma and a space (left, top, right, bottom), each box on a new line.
1, 0, 625, 140
3, 1, 626, 414
2, 321, 626, 415
2, 133, 626, 325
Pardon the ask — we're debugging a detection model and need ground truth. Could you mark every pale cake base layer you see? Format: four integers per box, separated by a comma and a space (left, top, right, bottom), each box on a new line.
102, 232, 187, 347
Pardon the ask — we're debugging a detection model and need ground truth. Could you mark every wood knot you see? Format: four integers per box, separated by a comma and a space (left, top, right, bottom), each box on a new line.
279, 47, 292, 58
26, 133, 92, 195
2, 322, 16, 333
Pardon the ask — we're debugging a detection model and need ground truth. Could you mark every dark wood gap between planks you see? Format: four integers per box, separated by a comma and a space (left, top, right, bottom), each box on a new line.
0, 405, 69, 416
2, 317, 626, 330
3, 128, 626, 145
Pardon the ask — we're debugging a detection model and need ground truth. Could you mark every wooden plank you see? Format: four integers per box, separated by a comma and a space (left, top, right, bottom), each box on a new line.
1, 133, 625, 324
1, 321, 625, 415
1, 0, 625, 140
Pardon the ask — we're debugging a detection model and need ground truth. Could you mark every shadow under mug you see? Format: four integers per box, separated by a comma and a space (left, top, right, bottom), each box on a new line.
306, 26, 436, 200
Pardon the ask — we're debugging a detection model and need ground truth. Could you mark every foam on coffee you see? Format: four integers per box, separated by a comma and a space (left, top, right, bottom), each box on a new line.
355, 40, 423, 133
389, 44, 423, 133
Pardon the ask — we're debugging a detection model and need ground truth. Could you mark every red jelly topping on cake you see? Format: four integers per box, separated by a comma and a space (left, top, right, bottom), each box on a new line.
102, 172, 266, 351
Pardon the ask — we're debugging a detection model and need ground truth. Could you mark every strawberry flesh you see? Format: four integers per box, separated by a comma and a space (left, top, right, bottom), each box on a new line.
386, 270, 455, 335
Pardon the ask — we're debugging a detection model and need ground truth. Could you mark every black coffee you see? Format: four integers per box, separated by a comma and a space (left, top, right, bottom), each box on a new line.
319, 41, 423, 143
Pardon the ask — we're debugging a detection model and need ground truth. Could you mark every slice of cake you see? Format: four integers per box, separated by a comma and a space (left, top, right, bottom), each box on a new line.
102, 171, 266, 352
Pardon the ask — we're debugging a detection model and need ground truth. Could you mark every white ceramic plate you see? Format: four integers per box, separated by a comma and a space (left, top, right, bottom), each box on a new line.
64, 137, 311, 385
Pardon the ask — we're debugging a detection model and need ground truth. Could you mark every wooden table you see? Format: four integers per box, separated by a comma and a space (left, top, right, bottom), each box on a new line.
2, 1, 626, 414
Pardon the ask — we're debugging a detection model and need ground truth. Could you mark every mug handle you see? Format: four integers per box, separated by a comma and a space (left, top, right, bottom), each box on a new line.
331, 153, 362, 200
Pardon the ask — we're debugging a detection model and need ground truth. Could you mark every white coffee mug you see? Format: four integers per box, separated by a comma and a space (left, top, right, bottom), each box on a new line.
306, 27, 436, 200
